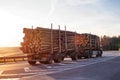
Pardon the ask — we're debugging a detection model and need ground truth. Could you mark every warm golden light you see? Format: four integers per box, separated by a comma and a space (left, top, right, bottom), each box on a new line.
0, 0, 119, 47
0, 10, 23, 47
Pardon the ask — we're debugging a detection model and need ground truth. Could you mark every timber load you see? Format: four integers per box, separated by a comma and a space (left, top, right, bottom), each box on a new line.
20, 25, 102, 65
20, 27, 77, 54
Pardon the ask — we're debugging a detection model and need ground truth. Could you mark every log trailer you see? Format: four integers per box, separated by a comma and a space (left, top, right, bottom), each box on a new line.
20, 25, 102, 65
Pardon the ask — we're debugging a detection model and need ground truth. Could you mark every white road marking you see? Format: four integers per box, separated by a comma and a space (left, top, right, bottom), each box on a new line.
0, 70, 3, 75
46, 66, 52, 69
0, 71, 58, 77
58, 63, 67, 65
24, 67, 30, 72
42, 64, 53, 69
24, 67, 48, 72
63, 61, 77, 64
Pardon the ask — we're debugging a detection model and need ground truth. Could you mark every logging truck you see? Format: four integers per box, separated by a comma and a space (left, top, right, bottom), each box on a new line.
20, 25, 102, 65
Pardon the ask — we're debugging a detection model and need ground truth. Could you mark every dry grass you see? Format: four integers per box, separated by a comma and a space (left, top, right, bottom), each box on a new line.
0, 47, 25, 57
0, 47, 27, 63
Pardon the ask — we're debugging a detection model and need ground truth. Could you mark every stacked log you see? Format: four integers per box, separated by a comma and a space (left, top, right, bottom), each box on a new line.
76, 34, 88, 48
20, 26, 100, 54
20, 27, 76, 54
76, 34, 100, 49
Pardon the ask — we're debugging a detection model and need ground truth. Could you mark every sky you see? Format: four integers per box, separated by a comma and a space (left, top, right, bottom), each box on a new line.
0, 0, 120, 47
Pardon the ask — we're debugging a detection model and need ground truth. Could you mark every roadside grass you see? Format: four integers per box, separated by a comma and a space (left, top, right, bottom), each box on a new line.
0, 47, 25, 57
0, 47, 27, 63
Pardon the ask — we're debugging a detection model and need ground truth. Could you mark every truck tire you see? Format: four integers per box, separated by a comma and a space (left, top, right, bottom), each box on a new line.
53, 54, 63, 63
84, 50, 92, 58
96, 54, 99, 57
84, 55, 90, 58
71, 56, 77, 60
78, 56, 82, 59
96, 51, 102, 57
54, 58, 62, 63
99, 50, 103, 57
70, 52, 78, 61
27, 55, 36, 65
40, 55, 53, 64
40, 60, 52, 64
28, 61, 36, 65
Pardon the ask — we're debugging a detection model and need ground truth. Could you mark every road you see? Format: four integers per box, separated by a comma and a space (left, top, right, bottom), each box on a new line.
0, 51, 120, 80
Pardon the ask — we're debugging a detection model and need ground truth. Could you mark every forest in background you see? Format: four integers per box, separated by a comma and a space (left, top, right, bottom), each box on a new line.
101, 35, 120, 50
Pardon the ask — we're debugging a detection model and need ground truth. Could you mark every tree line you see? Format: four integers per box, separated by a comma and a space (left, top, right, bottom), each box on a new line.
101, 35, 120, 50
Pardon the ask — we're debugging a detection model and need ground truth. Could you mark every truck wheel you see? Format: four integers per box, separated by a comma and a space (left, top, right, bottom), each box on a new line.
96, 54, 99, 57
96, 51, 101, 57
27, 55, 36, 65
40, 61, 52, 64
96, 51, 102, 57
53, 54, 62, 63
71, 56, 77, 60
99, 54, 102, 57
85, 50, 92, 58
28, 61, 36, 65
40, 59, 52, 64
85, 54, 91, 58
78, 56, 82, 59
84, 50, 90, 58
100, 51, 103, 57
99, 52, 102, 57
70, 52, 78, 61
62, 57, 64, 61
54, 58, 62, 63
40, 55, 53, 64
84, 55, 90, 58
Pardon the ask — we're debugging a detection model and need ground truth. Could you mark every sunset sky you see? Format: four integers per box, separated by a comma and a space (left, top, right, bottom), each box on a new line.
0, 0, 120, 47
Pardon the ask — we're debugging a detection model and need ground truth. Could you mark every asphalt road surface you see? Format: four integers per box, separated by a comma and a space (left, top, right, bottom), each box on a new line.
0, 51, 120, 80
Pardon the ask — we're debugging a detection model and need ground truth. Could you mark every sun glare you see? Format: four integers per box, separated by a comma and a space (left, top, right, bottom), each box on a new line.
0, 10, 23, 47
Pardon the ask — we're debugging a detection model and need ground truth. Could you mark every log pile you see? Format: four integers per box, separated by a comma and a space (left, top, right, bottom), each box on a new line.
76, 34, 88, 47
20, 27, 76, 54
20, 27, 99, 54
77, 34, 100, 49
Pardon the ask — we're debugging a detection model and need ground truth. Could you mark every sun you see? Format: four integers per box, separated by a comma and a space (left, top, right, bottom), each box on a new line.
0, 10, 24, 47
